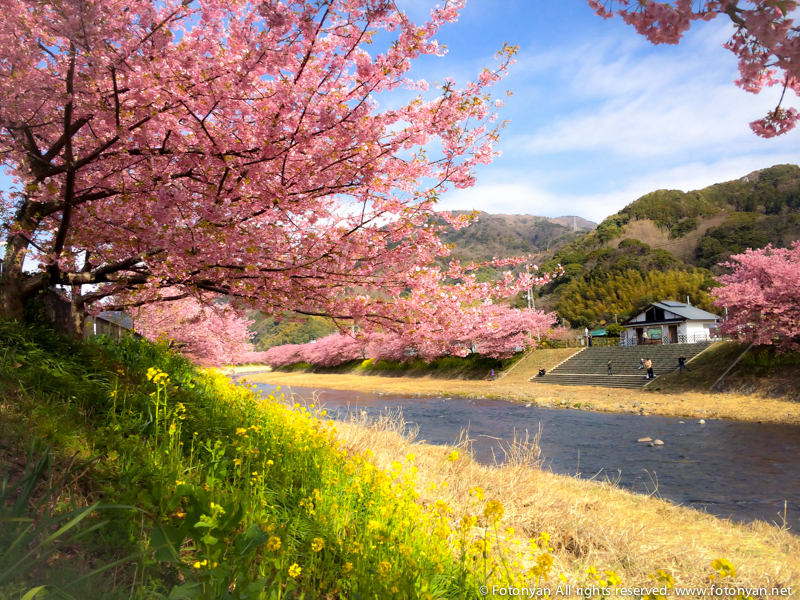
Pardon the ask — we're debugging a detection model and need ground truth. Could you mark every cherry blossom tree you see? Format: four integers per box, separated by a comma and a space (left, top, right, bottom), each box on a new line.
263, 343, 312, 368
263, 305, 559, 368
713, 241, 800, 350
302, 333, 365, 367
0, 0, 518, 336
589, 0, 800, 136
132, 296, 255, 367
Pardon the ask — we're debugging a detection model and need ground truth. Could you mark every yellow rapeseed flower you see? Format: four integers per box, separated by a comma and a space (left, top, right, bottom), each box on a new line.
288, 563, 302, 578
266, 536, 281, 552
311, 537, 324, 552
377, 560, 392, 577
448, 450, 459, 461
483, 499, 504, 523
470, 486, 485, 501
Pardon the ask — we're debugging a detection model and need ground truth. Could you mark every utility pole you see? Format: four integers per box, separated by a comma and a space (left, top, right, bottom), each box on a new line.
527, 264, 535, 310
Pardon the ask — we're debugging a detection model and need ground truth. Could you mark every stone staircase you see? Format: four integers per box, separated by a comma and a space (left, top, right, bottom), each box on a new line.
532, 342, 713, 389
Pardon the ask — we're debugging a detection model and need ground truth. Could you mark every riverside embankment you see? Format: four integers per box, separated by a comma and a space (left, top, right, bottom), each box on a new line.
244, 370, 800, 425
253, 383, 800, 527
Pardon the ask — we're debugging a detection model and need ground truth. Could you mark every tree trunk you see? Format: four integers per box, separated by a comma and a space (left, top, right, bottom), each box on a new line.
0, 278, 26, 321
0, 234, 42, 321
69, 286, 87, 340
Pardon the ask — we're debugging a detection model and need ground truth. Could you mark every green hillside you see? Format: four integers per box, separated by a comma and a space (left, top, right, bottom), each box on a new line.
540, 164, 800, 328
248, 312, 337, 351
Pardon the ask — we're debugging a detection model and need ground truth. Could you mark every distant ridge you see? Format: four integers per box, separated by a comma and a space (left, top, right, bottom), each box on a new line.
436, 211, 597, 263
449, 210, 597, 232
547, 215, 597, 231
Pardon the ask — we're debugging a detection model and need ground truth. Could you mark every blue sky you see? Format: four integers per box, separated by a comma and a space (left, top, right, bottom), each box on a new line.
3, 0, 796, 225
393, 0, 799, 223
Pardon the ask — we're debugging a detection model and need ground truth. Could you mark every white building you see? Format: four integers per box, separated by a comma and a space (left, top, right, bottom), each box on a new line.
621, 301, 720, 345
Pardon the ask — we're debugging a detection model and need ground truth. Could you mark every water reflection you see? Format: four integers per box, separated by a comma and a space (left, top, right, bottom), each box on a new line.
253, 383, 800, 529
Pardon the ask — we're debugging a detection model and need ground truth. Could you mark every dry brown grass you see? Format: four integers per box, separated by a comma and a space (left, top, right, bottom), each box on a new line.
611, 214, 731, 262
327, 406, 800, 596
224, 364, 272, 374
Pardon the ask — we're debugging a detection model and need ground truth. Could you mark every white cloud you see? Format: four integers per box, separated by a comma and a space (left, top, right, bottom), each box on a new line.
508, 27, 796, 158
441, 153, 800, 223
430, 17, 800, 222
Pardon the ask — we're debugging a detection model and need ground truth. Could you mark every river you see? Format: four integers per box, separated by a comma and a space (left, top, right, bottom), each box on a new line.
253, 383, 800, 529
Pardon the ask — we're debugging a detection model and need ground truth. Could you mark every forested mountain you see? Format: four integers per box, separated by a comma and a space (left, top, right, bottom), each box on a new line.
248, 312, 338, 351
540, 164, 800, 328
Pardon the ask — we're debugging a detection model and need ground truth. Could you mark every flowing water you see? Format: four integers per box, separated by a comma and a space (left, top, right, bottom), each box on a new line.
252, 382, 800, 529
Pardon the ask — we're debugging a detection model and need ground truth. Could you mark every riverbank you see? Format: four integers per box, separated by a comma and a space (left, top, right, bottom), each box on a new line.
334, 409, 800, 595
244, 371, 800, 425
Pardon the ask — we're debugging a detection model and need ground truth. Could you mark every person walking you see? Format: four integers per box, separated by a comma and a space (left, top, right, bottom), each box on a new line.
490, 369, 495, 381
678, 355, 691, 374
637, 358, 645, 371
642, 331, 648, 345
588, 333, 593, 347
607, 360, 613, 375
645, 358, 654, 379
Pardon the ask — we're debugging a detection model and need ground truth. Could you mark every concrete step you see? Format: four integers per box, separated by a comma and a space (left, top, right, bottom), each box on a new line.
532, 374, 650, 389
529, 342, 712, 388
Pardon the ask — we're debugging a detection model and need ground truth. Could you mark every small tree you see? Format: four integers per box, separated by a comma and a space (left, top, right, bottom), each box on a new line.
713, 241, 800, 350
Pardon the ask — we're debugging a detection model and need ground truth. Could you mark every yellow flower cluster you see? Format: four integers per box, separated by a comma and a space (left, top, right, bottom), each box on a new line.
266, 536, 281, 552
146, 367, 169, 384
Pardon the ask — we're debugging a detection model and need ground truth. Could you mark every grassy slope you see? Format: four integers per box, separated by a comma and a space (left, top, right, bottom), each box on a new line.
651, 343, 800, 401
4, 321, 799, 599
273, 353, 523, 381
649, 342, 746, 393
0, 320, 528, 599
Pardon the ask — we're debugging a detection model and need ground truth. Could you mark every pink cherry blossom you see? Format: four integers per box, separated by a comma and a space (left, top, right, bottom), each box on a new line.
0, 0, 522, 335
713, 241, 800, 351
590, 1, 800, 137
132, 296, 255, 367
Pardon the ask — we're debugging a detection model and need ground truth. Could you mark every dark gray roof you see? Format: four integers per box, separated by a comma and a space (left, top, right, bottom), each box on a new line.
651, 302, 719, 321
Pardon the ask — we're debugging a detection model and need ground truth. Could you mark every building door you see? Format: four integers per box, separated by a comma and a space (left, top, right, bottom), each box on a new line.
636, 327, 643, 345
668, 325, 678, 344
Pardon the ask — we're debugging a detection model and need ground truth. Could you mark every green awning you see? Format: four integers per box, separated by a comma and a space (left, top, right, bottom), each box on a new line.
590, 328, 607, 337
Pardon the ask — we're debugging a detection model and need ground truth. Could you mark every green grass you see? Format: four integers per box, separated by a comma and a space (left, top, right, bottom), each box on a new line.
652, 342, 800, 395
0, 319, 547, 599
651, 342, 744, 392
275, 353, 521, 380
